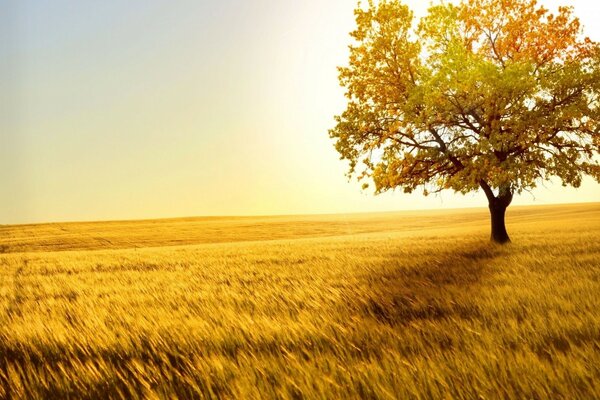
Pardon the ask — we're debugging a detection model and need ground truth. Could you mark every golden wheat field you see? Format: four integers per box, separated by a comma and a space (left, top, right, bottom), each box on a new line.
0, 203, 599, 399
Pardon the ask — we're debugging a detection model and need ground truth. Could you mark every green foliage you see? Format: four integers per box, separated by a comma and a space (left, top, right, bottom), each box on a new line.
330, 0, 600, 198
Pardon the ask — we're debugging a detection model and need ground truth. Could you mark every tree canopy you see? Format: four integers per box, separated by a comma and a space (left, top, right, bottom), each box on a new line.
330, 0, 600, 242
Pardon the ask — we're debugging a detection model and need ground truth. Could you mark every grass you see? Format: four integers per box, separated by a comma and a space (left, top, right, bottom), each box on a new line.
0, 203, 599, 399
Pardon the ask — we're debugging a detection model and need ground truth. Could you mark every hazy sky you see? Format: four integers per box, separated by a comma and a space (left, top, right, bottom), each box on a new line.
2, 0, 599, 224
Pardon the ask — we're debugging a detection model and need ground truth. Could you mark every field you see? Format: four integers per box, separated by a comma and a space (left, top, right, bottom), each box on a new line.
1, 203, 599, 399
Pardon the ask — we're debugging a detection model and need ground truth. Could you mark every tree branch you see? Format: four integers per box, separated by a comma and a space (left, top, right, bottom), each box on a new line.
479, 180, 495, 202
428, 126, 465, 170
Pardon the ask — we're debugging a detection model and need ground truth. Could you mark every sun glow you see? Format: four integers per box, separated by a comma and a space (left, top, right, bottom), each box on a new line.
1, 0, 599, 224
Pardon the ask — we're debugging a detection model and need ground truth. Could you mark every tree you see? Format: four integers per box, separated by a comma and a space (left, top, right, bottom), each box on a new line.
330, 0, 600, 243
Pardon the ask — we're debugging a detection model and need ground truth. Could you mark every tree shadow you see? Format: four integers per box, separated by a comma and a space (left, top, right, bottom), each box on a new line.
357, 242, 504, 327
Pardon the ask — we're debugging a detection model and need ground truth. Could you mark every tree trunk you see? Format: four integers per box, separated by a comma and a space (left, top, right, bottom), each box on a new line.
480, 181, 513, 244
489, 200, 510, 244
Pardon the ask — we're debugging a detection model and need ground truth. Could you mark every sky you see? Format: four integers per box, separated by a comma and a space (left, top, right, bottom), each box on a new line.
1, 0, 599, 224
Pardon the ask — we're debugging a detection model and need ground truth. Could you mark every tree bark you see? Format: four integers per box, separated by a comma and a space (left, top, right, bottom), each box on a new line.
480, 182, 513, 244
489, 200, 510, 244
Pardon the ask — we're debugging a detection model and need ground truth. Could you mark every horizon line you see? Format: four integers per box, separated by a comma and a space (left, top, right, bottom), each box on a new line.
3, 201, 599, 228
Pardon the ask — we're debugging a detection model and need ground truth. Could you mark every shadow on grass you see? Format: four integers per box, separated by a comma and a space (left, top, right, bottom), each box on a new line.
359, 241, 505, 327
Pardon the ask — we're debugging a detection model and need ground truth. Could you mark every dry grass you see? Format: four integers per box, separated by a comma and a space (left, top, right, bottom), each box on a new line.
0, 203, 599, 399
